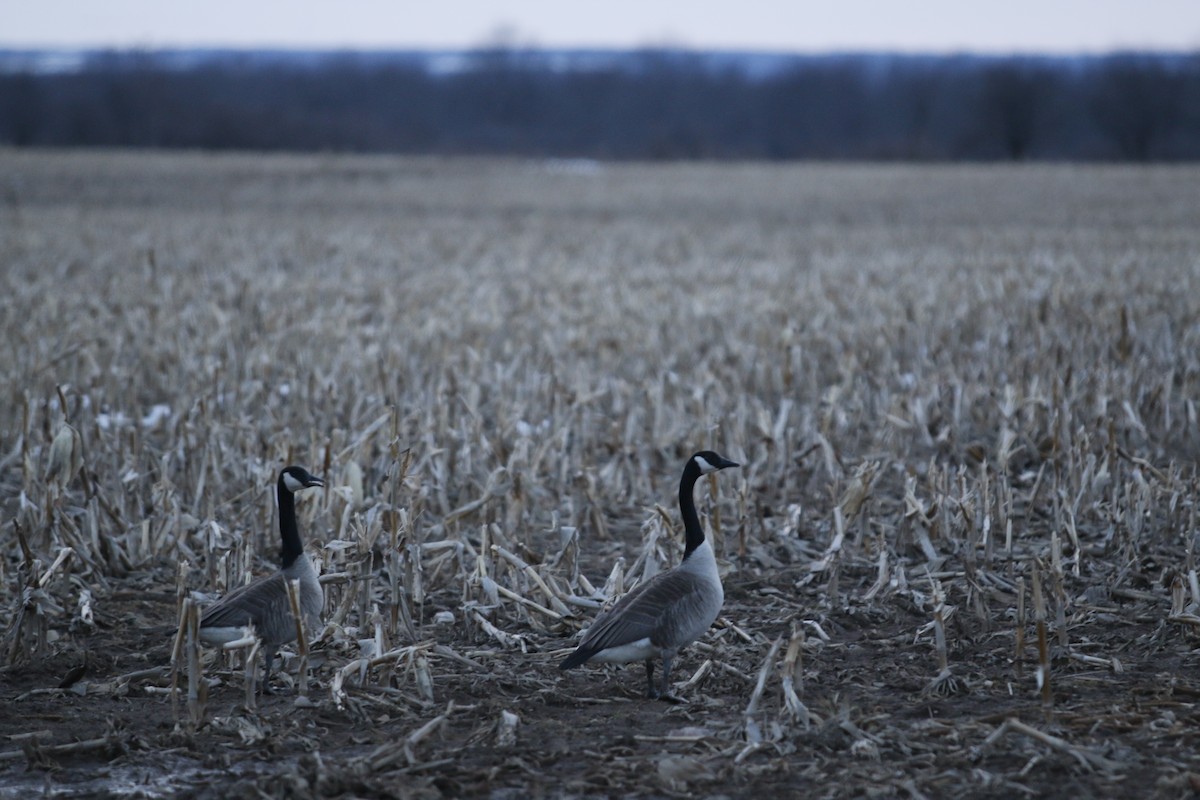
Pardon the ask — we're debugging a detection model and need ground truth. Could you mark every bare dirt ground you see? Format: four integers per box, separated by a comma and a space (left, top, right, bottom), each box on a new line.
2, 152, 1200, 798
6, 559, 1200, 799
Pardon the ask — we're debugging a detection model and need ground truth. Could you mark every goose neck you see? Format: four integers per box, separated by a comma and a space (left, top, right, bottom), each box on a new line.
278, 479, 304, 568
679, 467, 705, 560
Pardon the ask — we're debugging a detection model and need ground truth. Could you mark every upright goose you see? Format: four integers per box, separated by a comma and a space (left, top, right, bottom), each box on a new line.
198, 465, 325, 692
560, 450, 739, 701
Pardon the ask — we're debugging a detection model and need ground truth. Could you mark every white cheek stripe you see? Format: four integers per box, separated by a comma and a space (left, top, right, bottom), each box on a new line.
694, 455, 716, 474
282, 473, 305, 492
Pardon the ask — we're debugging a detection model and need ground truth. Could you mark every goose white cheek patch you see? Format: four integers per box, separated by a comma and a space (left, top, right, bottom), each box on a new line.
282, 473, 306, 492
694, 455, 717, 474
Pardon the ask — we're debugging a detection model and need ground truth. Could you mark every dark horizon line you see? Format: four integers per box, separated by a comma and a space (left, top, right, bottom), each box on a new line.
1, 43, 1196, 58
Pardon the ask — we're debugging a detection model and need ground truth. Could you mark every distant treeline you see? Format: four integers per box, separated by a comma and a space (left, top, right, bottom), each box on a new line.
1, 48, 1197, 160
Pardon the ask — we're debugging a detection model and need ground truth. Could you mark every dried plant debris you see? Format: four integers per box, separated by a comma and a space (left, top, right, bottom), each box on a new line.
2, 152, 1200, 797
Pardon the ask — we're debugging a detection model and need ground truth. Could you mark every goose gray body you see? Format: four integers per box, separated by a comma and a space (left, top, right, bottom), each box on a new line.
197, 465, 324, 692
198, 557, 323, 647
560, 450, 739, 701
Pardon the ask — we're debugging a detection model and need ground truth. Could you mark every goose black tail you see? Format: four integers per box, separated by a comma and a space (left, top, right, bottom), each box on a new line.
559, 647, 594, 670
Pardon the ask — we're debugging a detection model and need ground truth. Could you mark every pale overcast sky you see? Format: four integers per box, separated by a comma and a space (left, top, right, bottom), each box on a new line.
2, 1, 1197, 53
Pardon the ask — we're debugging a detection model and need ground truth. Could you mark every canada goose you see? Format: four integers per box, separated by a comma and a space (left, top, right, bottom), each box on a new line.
560, 450, 739, 702
198, 465, 324, 692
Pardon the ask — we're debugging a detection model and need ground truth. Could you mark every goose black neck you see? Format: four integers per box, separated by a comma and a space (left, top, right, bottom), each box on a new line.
679, 463, 705, 560
277, 476, 304, 569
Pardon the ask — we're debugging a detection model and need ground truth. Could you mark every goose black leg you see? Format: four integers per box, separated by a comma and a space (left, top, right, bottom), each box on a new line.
657, 653, 685, 704
645, 660, 659, 699
261, 650, 276, 695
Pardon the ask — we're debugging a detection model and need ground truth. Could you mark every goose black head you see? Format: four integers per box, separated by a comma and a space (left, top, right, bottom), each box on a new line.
691, 451, 740, 475
280, 465, 325, 493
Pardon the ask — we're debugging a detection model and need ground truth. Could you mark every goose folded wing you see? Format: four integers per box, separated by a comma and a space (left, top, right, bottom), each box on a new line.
576, 570, 709, 655
200, 573, 294, 636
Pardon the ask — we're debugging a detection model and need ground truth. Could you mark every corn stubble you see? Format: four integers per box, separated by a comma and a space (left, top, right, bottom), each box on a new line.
1, 152, 1199, 795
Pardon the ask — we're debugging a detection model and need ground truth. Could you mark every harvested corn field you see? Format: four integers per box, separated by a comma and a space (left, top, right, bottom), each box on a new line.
2, 151, 1200, 798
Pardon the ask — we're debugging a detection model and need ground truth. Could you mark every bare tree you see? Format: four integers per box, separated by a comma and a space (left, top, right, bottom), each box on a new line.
1089, 54, 1185, 160
977, 61, 1052, 160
